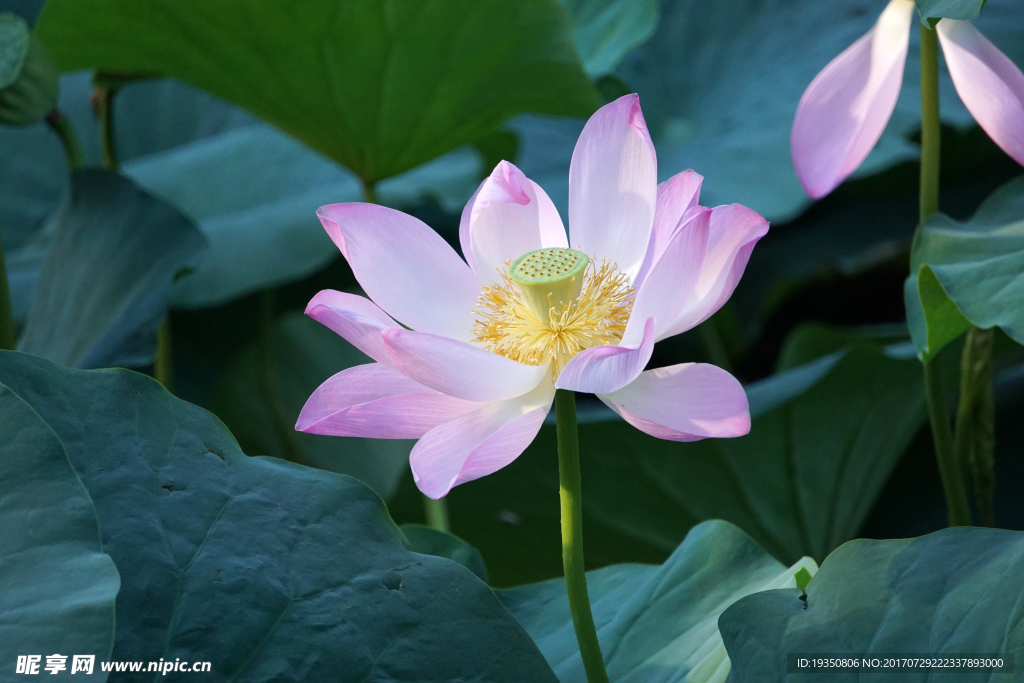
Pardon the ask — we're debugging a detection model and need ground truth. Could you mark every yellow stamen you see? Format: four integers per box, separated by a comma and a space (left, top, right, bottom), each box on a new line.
472, 258, 634, 378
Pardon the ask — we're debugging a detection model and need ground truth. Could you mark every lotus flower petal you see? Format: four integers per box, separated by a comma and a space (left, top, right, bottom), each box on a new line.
304, 290, 400, 365
411, 383, 554, 499
556, 316, 655, 394
791, 0, 915, 199
662, 204, 769, 338
318, 202, 480, 340
459, 160, 567, 283
381, 327, 549, 402
600, 363, 750, 441
938, 19, 1024, 167
297, 363, 482, 438
569, 93, 657, 279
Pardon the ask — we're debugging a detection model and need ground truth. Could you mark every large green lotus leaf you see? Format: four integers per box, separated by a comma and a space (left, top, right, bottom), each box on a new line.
390, 342, 925, 586
500, 521, 816, 683
916, 0, 987, 26
0, 375, 120, 681
17, 170, 206, 369
514, 0, 1024, 223
906, 175, 1024, 363
36, 0, 598, 184
559, 0, 658, 77
400, 524, 489, 584
0, 350, 558, 682
719, 526, 1024, 682
208, 312, 412, 501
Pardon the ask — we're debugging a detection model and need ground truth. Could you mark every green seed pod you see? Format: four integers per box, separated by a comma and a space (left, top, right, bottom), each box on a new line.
0, 13, 59, 126
509, 247, 589, 322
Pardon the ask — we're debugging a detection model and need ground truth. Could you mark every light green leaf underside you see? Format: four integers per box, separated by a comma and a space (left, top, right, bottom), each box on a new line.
17, 169, 206, 368
916, 0, 987, 27
906, 175, 1024, 362
559, 0, 658, 77
500, 520, 816, 683
720, 526, 1024, 682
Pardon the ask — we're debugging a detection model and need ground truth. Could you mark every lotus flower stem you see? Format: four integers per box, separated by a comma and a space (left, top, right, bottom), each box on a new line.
555, 389, 609, 683
423, 497, 450, 532
0, 231, 15, 351
954, 326, 995, 527
919, 25, 941, 222
918, 24, 971, 527
93, 83, 120, 170
155, 317, 173, 390
45, 108, 83, 171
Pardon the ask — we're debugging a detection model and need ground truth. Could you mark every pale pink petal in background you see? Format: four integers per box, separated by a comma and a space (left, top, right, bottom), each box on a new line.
600, 363, 750, 441
627, 207, 710, 344
791, 0, 915, 199
661, 204, 769, 338
568, 94, 658, 278
304, 289, 399, 365
381, 327, 549, 402
411, 384, 554, 499
556, 316, 656, 395
635, 170, 704, 286
317, 203, 480, 340
459, 161, 566, 283
297, 363, 483, 439
938, 19, 1024, 167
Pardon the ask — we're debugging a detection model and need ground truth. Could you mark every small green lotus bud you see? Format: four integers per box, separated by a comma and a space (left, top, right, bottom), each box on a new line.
509, 248, 589, 321
0, 13, 59, 126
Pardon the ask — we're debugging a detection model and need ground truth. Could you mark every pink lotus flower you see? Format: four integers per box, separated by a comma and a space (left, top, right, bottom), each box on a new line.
792, 0, 1024, 199
297, 95, 767, 499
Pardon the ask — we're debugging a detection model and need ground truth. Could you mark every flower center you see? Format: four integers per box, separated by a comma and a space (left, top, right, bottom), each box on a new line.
472, 247, 634, 377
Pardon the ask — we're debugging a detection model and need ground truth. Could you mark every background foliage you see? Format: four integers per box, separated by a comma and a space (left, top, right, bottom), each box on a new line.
3, 0, 1024, 680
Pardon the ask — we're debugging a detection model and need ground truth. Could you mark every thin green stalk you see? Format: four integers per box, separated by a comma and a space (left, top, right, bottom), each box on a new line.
45, 109, 84, 171
155, 317, 173, 390
0, 230, 16, 351
423, 497, 450, 533
94, 85, 120, 170
919, 24, 970, 526
923, 361, 971, 526
919, 25, 941, 222
953, 327, 995, 526
555, 389, 609, 683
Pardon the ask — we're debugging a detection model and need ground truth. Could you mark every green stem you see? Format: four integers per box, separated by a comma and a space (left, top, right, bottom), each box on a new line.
923, 359, 971, 526
0, 230, 17, 351
361, 180, 378, 205
555, 389, 609, 683
94, 85, 120, 170
919, 24, 941, 222
919, 23, 971, 526
953, 327, 995, 526
45, 109, 84, 171
423, 497, 451, 532
155, 317, 173, 390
